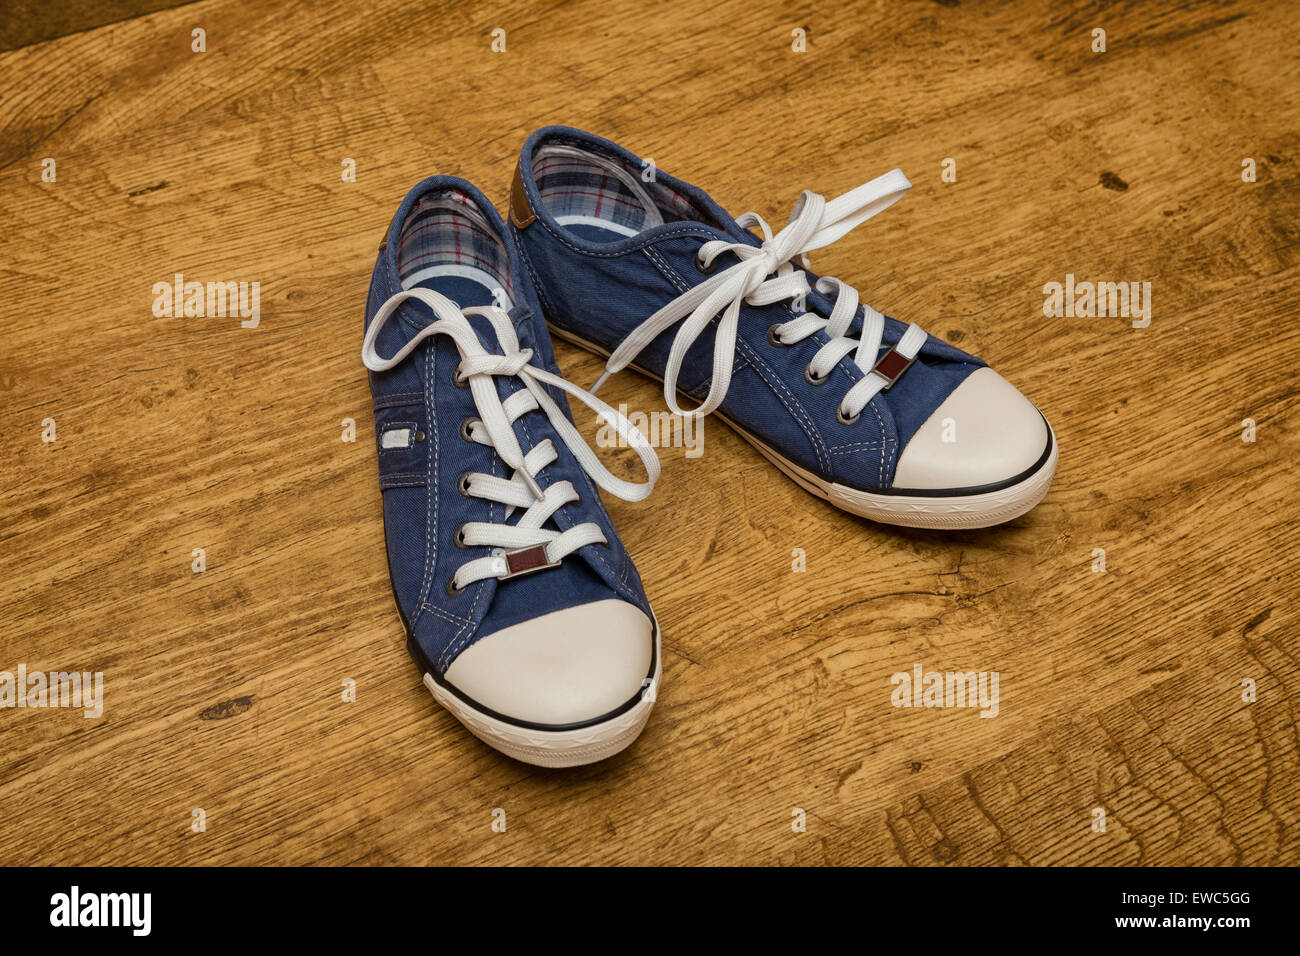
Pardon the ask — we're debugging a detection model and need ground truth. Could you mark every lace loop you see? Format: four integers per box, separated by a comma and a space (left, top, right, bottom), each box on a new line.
362, 288, 659, 591
594, 169, 927, 422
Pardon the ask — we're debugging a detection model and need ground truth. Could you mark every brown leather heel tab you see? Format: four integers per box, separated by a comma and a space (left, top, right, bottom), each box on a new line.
509, 162, 536, 229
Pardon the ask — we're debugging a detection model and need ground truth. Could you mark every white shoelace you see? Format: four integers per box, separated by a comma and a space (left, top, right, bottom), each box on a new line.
594, 169, 928, 424
363, 288, 659, 593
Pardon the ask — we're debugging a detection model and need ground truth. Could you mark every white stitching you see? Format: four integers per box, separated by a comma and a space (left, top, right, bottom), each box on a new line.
828, 440, 888, 453
735, 337, 830, 474
513, 227, 560, 320
377, 420, 418, 454
411, 341, 437, 631
373, 391, 425, 410
437, 402, 501, 672
873, 397, 893, 488
643, 245, 690, 293
419, 603, 473, 627
440, 572, 486, 671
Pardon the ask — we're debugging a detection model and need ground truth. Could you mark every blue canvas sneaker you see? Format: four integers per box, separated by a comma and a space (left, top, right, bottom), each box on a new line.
362, 176, 662, 767
507, 127, 1057, 529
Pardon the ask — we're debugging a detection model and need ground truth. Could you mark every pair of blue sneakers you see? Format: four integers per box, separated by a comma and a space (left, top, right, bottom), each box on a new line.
362, 127, 1058, 766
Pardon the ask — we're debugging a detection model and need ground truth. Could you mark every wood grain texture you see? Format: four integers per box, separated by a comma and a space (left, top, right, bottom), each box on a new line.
0, 0, 1296, 866
0, 0, 192, 54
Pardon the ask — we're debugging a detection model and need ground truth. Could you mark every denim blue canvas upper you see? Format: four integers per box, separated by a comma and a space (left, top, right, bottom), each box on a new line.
509, 126, 988, 492
363, 175, 652, 678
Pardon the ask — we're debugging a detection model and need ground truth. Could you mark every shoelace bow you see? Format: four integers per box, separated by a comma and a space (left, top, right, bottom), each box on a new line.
363, 288, 659, 593
593, 168, 928, 424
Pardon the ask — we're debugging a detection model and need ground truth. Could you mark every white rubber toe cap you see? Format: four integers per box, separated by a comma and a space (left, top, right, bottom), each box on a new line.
443, 599, 654, 726
892, 367, 1049, 491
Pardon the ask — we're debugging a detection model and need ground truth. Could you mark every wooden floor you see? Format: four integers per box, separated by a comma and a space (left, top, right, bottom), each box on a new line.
1, 0, 1297, 866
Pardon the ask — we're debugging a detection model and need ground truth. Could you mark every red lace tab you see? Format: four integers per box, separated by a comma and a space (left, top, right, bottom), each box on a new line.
872, 347, 915, 387
503, 544, 557, 578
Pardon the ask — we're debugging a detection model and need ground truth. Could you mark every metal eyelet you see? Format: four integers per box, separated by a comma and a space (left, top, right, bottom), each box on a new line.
457, 473, 473, 497
804, 365, 827, 386
453, 524, 470, 548
836, 406, 860, 426
694, 252, 716, 275
446, 578, 466, 597
766, 324, 788, 348
452, 364, 468, 388
460, 417, 479, 441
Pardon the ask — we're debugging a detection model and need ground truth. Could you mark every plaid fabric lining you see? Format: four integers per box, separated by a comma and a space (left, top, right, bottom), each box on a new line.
535, 156, 651, 233
646, 178, 708, 223
397, 192, 513, 297
535, 154, 706, 233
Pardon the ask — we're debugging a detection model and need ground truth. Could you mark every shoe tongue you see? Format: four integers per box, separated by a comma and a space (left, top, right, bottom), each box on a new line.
462, 310, 506, 353
701, 200, 930, 360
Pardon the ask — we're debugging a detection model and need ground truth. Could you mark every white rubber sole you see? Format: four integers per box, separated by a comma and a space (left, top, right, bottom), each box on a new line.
549, 324, 1057, 530
421, 617, 661, 768
723, 415, 1058, 529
